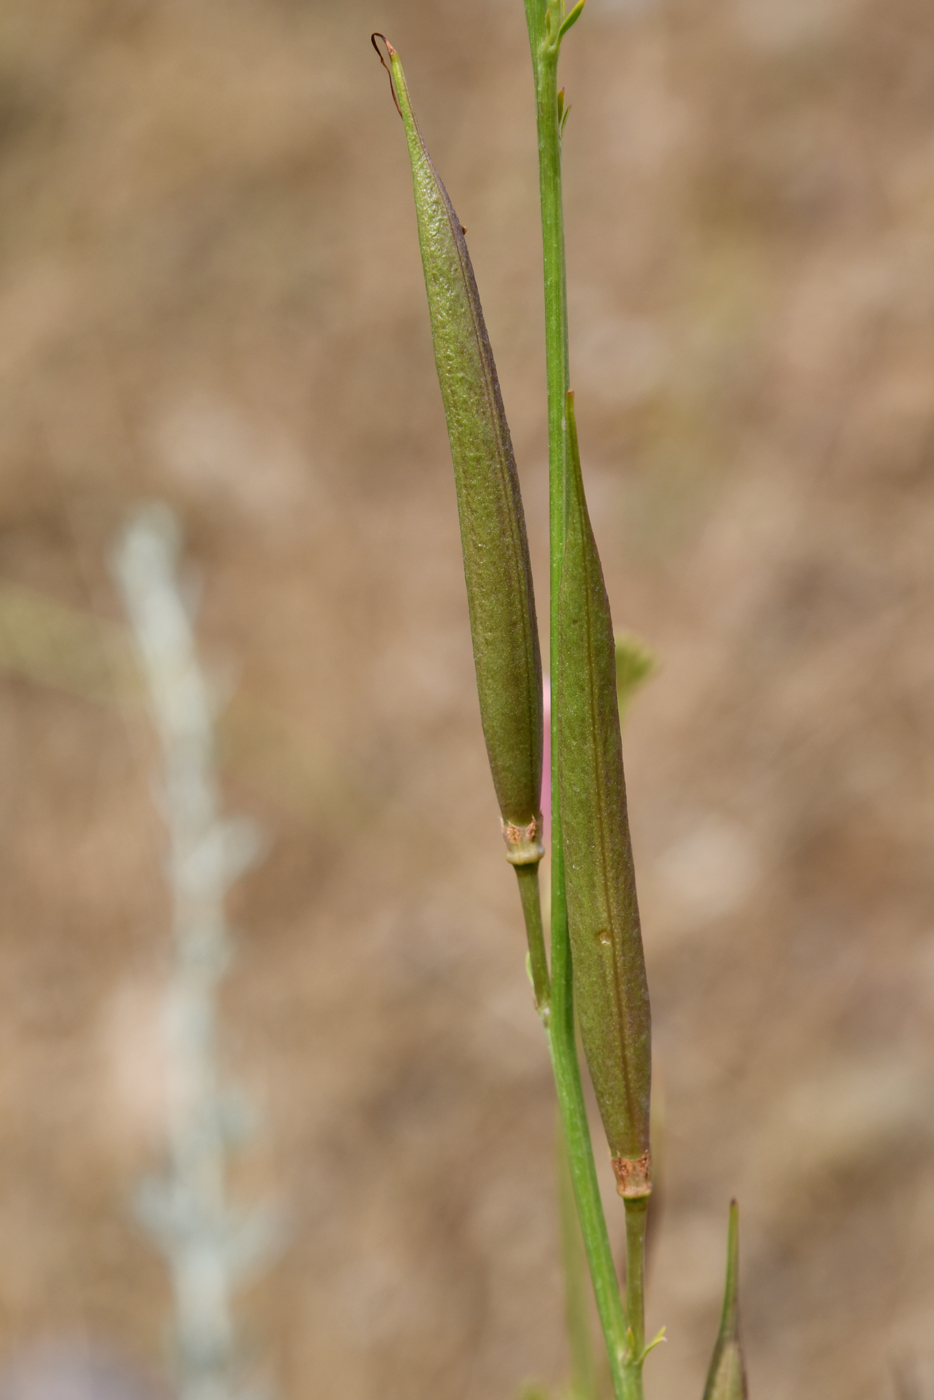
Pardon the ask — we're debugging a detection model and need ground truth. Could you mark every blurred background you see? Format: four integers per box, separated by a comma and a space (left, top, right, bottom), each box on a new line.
1, 0, 933, 1397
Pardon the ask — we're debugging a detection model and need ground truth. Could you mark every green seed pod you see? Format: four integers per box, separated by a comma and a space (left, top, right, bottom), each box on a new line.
374, 35, 543, 866
703, 1202, 748, 1400
556, 391, 651, 1196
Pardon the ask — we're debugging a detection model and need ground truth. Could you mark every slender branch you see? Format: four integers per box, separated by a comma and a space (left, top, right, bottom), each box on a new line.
624, 1199, 649, 1394
557, 1122, 598, 1400
515, 862, 551, 1017
546, 917, 629, 1399
522, 7, 648, 1399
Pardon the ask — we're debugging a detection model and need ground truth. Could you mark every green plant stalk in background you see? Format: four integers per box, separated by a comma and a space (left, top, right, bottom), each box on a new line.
703, 1203, 748, 1400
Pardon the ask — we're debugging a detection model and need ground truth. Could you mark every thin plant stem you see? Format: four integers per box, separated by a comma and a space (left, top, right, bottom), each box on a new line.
546, 878, 630, 1400
516, 855, 631, 1400
523, 0, 570, 613
557, 1115, 598, 1400
515, 863, 551, 1017
522, 6, 646, 1399
624, 1199, 649, 1392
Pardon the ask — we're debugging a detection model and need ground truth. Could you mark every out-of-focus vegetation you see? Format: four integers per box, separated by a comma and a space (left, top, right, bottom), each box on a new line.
0, 2, 933, 1398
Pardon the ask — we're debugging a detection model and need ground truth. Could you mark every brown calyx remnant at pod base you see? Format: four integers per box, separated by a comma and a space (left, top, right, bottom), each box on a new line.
612, 1151, 652, 1199
501, 815, 545, 866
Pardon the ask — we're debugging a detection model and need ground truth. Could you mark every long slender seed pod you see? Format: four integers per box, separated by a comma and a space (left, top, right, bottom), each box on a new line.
375, 35, 544, 866
556, 390, 651, 1197
702, 1202, 748, 1400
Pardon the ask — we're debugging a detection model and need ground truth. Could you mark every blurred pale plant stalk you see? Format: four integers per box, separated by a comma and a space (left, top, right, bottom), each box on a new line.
112, 505, 276, 1400
377, 3, 748, 1396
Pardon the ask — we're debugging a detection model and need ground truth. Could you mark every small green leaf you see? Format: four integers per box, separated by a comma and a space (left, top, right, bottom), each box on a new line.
558, 0, 587, 39
702, 1202, 748, 1400
556, 86, 572, 138
556, 391, 651, 1196
377, 37, 544, 867
640, 1326, 667, 1363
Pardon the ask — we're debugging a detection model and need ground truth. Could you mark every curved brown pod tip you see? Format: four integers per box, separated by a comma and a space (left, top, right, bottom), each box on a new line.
557, 390, 651, 1190
370, 34, 401, 115
378, 40, 544, 861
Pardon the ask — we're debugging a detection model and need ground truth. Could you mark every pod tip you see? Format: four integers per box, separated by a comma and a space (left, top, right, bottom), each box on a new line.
371, 34, 401, 117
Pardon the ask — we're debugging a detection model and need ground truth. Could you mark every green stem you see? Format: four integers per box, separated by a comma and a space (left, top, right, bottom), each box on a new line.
547, 890, 629, 1400
556, 1117, 598, 1400
623, 1199, 648, 1396
515, 863, 551, 1017
514, 846, 630, 1400
522, 6, 643, 1399
524, 5, 569, 600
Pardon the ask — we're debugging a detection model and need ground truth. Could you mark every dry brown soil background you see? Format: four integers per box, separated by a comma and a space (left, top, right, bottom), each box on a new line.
1, 0, 933, 1397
